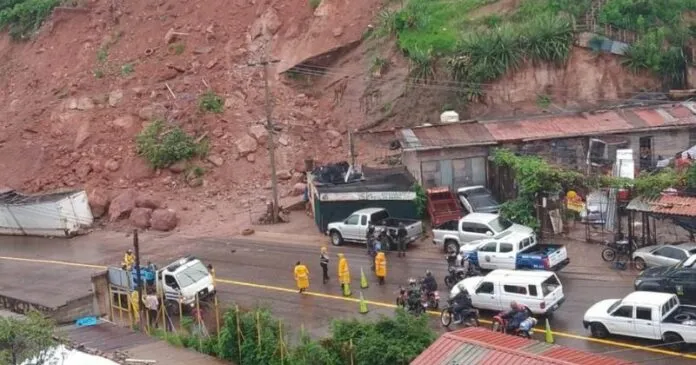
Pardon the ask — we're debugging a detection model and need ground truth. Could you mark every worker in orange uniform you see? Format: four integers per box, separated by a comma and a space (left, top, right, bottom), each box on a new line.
375, 251, 387, 285
337, 253, 351, 294
294, 261, 310, 294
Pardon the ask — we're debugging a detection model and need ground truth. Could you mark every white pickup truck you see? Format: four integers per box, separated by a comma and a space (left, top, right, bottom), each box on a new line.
432, 213, 533, 253
463, 231, 570, 271
450, 269, 565, 316
583, 291, 696, 350
326, 207, 423, 249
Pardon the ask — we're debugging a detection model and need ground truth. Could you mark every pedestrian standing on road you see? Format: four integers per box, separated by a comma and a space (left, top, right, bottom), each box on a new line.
143, 288, 159, 329
294, 261, 310, 294
337, 253, 351, 292
397, 222, 408, 257
375, 251, 387, 285
122, 249, 135, 270
320, 247, 330, 284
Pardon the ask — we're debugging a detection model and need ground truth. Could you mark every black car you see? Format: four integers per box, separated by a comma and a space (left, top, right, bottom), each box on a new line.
634, 255, 696, 304
457, 186, 501, 214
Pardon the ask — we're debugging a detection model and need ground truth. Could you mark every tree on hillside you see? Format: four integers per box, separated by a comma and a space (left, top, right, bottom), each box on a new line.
0, 311, 56, 365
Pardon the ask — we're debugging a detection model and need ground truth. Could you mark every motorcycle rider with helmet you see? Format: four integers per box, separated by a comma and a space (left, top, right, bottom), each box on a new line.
503, 301, 531, 332
422, 270, 438, 294
450, 289, 475, 324
406, 278, 421, 311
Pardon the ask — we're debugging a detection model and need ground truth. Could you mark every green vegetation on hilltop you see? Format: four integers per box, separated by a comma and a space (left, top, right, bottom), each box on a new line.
377, 0, 586, 98
373, 0, 696, 97
597, 0, 696, 88
0, 0, 60, 39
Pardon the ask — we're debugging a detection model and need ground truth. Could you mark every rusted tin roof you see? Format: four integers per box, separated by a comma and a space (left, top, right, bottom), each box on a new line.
410, 328, 634, 365
627, 195, 696, 217
399, 102, 696, 149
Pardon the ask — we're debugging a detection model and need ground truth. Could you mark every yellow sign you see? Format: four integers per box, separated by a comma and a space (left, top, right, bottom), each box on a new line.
566, 191, 585, 213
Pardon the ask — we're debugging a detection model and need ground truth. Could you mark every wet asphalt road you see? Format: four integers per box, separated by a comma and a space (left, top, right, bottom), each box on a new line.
0, 233, 695, 364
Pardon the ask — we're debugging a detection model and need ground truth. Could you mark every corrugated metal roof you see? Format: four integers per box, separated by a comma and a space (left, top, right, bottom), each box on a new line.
410, 327, 635, 365
399, 103, 696, 149
404, 122, 496, 149
627, 195, 696, 217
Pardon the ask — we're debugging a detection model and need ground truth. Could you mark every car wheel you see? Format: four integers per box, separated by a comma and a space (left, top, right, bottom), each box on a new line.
330, 231, 343, 246
633, 257, 646, 270
590, 323, 609, 338
663, 332, 685, 352
445, 240, 459, 254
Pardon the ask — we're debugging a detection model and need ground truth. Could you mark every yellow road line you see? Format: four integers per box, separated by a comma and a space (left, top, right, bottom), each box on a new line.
1, 255, 695, 360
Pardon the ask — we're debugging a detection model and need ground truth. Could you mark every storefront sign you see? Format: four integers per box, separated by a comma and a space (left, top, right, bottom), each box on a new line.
319, 191, 416, 202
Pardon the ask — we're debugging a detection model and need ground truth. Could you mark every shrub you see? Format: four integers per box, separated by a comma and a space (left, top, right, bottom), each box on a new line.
135, 120, 204, 168
308, 0, 320, 9
198, 90, 224, 113
0, 0, 60, 39
622, 28, 687, 88
121, 63, 134, 76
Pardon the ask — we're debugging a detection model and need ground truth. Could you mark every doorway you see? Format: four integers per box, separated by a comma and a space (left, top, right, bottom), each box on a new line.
639, 136, 653, 171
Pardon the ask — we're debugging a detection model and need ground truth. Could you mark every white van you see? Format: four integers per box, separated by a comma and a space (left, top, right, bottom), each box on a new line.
450, 269, 565, 316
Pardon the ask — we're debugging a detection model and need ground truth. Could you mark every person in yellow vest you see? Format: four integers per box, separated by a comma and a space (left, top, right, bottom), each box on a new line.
207, 264, 216, 283
122, 249, 135, 270
375, 251, 387, 285
337, 253, 350, 292
294, 261, 310, 293
130, 290, 140, 323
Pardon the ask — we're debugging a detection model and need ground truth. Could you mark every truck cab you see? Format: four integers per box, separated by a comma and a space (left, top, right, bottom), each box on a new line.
432, 213, 533, 253
156, 256, 216, 307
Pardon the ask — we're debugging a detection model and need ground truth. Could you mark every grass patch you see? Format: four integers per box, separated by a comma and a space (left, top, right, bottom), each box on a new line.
169, 42, 185, 55
198, 90, 224, 113
120, 63, 134, 76
136, 120, 207, 168
536, 94, 551, 108
0, 0, 60, 40
308, 0, 320, 9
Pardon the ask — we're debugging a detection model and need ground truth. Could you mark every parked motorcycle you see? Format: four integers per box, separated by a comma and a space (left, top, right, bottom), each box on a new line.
444, 258, 482, 289
491, 312, 537, 338
440, 302, 480, 328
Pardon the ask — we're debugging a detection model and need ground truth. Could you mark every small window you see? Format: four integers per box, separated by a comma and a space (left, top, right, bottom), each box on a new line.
499, 243, 513, 253
479, 242, 498, 252
360, 216, 367, 225
503, 285, 527, 295
476, 282, 494, 294
345, 215, 359, 225
528, 285, 538, 297
612, 305, 633, 318
164, 275, 178, 288
636, 307, 652, 320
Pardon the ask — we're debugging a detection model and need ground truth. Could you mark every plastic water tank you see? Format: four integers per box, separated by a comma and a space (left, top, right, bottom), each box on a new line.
440, 110, 459, 123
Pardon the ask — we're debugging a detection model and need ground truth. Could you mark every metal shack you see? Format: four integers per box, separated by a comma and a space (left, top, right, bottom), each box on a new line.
411, 327, 634, 365
308, 165, 419, 233
0, 189, 93, 237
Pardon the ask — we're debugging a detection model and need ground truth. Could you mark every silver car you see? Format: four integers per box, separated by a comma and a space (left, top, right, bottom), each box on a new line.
632, 243, 696, 270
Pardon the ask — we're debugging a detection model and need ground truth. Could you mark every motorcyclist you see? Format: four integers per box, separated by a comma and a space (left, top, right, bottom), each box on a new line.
450, 290, 474, 324
422, 270, 438, 295
503, 301, 531, 332
406, 278, 421, 310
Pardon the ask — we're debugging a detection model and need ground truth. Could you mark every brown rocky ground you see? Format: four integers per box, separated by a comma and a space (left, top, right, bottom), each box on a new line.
0, 0, 664, 236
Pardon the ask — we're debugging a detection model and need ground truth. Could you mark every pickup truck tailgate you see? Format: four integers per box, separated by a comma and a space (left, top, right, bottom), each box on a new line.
543, 275, 565, 312
547, 246, 568, 268
407, 221, 423, 240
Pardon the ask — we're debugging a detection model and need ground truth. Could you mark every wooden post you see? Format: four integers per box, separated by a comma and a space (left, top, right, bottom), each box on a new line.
134, 229, 145, 331
214, 294, 221, 341
108, 287, 115, 322
256, 311, 262, 347
236, 305, 242, 365
196, 294, 202, 350
179, 298, 184, 333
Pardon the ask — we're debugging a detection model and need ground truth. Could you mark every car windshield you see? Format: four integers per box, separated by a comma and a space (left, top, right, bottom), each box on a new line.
607, 299, 622, 314
488, 216, 513, 232
175, 262, 210, 288
468, 194, 499, 210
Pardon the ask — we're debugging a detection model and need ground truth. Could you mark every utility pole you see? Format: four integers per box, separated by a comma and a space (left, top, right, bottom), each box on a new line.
248, 57, 281, 223
133, 229, 144, 331
348, 131, 356, 167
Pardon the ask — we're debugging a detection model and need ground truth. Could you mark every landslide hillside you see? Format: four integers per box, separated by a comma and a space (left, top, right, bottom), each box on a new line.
0, 0, 691, 233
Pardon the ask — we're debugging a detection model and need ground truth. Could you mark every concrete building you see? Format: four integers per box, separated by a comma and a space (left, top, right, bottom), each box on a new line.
398, 102, 696, 190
